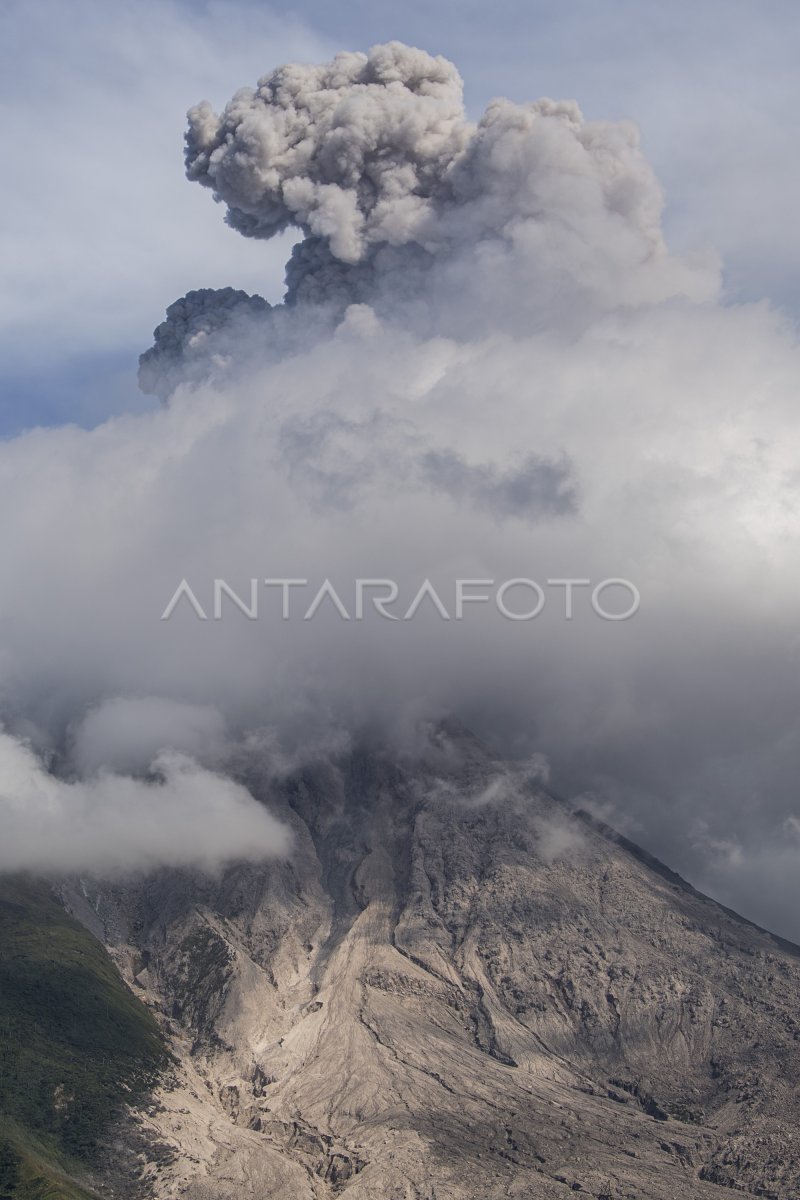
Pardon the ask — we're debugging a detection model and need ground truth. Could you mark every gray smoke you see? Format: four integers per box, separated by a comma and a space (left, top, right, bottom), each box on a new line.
182, 40, 710, 312
139, 288, 272, 402
184, 43, 469, 262
140, 39, 714, 403
2, 43, 800, 934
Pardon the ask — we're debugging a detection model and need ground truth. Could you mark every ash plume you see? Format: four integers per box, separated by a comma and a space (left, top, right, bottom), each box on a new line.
184, 43, 469, 263
0, 43, 799, 933
139, 38, 715, 403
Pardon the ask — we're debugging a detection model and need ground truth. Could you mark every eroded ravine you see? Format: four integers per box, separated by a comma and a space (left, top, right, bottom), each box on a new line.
62, 736, 800, 1198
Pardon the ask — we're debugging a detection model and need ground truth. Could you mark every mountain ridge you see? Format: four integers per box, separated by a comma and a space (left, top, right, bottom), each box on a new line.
569, 802, 800, 961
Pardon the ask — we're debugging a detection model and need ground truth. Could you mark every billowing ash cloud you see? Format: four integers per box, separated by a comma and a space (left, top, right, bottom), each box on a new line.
184, 43, 469, 262
138, 289, 272, 402
2, 43, 800, 930
144, 37, 714, 398
181, 40, 710, 305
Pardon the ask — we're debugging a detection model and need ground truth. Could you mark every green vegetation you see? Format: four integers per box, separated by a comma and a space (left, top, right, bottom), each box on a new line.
0, 876, 167, 1199
0, 1122, 99, 1200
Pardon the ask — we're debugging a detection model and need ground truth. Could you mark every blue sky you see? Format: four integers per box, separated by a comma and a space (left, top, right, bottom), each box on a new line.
1, 0, 798, 435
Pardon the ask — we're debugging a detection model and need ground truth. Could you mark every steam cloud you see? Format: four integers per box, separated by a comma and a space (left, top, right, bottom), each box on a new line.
2, 42, 800, 929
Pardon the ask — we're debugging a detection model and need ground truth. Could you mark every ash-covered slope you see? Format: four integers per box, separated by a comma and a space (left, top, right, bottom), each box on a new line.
65, 731, 800, 1199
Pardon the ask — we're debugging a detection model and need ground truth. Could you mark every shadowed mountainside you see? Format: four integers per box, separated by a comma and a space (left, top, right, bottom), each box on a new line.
0, 876, 166, 1200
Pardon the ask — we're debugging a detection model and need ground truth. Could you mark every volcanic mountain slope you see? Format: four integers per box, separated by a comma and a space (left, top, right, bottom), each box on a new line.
0, 875, 166, 1200
64, 730, 800, 1199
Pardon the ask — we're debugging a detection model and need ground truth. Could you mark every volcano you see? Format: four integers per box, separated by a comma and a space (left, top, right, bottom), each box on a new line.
54, 728, 800, 1199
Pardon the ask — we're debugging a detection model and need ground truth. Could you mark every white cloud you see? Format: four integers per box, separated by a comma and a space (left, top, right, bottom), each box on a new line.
0, 732, 291, 875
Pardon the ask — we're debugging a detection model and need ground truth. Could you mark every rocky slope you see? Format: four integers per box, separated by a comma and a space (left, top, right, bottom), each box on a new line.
0, 876, 166, 1200
63, 729, 800, 1199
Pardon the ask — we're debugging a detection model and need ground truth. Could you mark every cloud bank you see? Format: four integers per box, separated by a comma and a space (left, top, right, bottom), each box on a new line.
1, 42, 800, 931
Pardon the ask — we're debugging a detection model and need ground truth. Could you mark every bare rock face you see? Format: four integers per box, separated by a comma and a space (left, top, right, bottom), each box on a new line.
64, 730, 800, 1199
